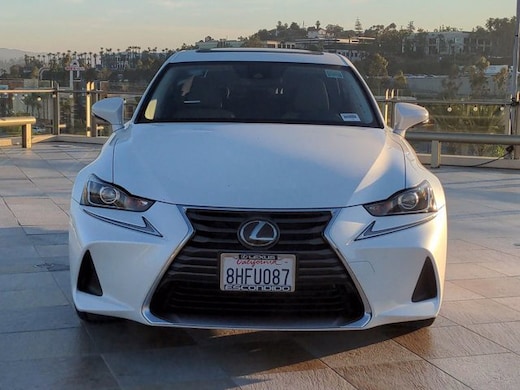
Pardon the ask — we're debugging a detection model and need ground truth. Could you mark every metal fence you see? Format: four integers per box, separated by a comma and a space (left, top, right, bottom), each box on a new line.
1, 87, 519, 164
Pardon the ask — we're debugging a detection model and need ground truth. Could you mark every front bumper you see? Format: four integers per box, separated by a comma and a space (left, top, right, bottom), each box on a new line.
69, 200, 447, 330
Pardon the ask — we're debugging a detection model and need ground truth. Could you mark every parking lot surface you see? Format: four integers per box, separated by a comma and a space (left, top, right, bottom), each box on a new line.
1, 142, 519, 389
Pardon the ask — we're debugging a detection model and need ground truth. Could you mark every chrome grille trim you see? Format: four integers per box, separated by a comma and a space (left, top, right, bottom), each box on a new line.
148, 208, 367, 327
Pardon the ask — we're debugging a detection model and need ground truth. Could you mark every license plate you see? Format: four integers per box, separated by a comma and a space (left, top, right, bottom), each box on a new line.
220, 253, 296, 293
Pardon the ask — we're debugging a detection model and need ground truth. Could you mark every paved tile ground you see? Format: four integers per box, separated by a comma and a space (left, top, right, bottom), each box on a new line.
1, 142, 519, 390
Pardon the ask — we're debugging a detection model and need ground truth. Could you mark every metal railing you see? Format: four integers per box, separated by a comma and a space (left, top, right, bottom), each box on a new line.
0, 116, 36, 148
2, 87, 520, 167
379, 91, 520, 167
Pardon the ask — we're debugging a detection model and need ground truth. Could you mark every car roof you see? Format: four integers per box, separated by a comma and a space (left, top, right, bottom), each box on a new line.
166, 48, 353, 67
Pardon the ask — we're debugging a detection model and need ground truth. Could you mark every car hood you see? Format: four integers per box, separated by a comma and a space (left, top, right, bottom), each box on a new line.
111, 123, 406, 209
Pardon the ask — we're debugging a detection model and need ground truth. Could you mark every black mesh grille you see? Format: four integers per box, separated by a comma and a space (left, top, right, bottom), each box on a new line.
150, 209, 364, 324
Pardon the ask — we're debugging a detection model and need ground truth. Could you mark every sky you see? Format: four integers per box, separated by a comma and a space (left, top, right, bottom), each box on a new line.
0, 0, 517, 54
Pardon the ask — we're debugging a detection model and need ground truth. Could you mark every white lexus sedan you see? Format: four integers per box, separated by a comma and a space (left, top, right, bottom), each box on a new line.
69, 48, 447, 330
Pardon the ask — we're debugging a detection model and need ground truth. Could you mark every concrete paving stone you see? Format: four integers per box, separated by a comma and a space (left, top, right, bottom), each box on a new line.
3, 198, 69, 226
494, 297, 520, 313
120, 379, 240, 390
468, 322, 520, 354
466, 237, 520, 256
29, 180, 73, 196
37, 256, 70, 272
22, 226, 68, 235
446, 263, 507, 280
443, 281, 485, 301
51, 270, 73, 304
28, 232, 68, 245
187, 328, 289, 347
0, 271, 58, 291
0, 179, 45, 197
0, 304, 80, 334
19, 167, 64, 180
427, 314, 459, 327
448, 219, 520, 240
337, 360, 471, 390
431, 353, 520, 390
480, 256, 520, 277
34, 243, 68, 258
447, 246, 519, 265
291, 329, 421, 368
0, 356, 119, 390
447, 249, 495, 264
1, 144, 520, 388
441, 299, 520, 325
0, 244, 40, 260
102, 346, 229, 387
445, 199, 491, 217
0, 258, 52, 274
0, 165, 26, 179
452, 277, 520, 298
82, 321, 197, 353
233, 368, 356, 390
0, 327, 97, 362
393, 325, 508, 359
0, 217, 20, 228
0, 284, 69, 311
0, 226, 31, 244
30, 151, 76, 160
447, 238, 520, 264
202, 338, 327, 376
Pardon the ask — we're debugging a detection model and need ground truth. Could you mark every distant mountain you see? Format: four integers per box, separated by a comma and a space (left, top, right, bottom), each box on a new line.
0, 48, 41, 65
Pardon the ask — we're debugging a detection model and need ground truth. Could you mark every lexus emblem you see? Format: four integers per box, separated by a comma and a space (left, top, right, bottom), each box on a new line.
238, 220, 280, 248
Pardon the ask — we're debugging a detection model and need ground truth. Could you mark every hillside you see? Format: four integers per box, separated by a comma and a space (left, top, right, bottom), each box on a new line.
0, 48, 41, 69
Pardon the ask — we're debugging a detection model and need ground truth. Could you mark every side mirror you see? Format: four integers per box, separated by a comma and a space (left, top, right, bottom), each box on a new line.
393, 102, 429, 136
92, 97, 125, 130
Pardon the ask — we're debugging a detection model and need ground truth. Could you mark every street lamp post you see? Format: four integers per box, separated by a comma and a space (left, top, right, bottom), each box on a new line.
509, 0, 520, 147
511, 0, 520, 101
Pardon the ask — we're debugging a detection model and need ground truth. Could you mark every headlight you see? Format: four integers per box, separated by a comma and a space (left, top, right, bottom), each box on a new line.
81, 175, 154, 212
363, 180, 437, 216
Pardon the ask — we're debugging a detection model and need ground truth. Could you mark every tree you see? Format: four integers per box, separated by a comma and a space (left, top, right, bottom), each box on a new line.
493, 67, 510, 98
365, 24, 384, 38
358, 53, 390, 94
21, 94, 42, 116
325, 24, 344, 37
276, 21, 288, 34
467, 56, 490, 98
243, 35, 264, 47
369, 23, 410, 56
485, 17, 516, 58
441, 64, 462, 99
393, 70, 408, 92
354, 18, 363, 35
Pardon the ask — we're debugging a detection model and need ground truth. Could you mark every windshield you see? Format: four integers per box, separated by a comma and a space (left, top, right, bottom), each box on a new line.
136, 61, 380, 127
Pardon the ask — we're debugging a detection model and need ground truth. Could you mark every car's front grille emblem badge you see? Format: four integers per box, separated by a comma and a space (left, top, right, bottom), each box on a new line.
238, 220, 279, 248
